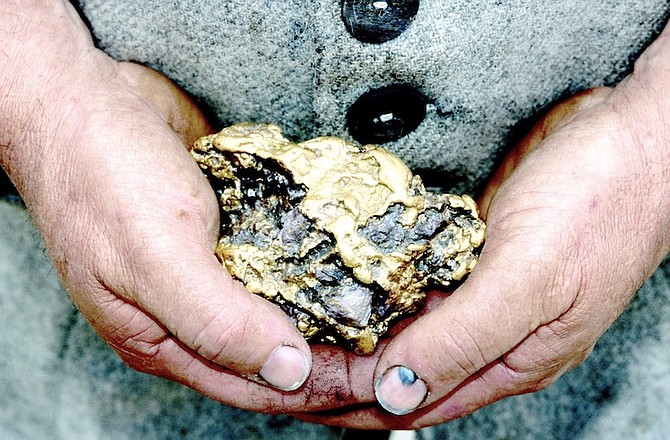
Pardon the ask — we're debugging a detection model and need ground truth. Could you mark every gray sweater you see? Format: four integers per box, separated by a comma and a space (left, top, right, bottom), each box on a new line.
78, 0, 669, 193
1, 1, 670, 439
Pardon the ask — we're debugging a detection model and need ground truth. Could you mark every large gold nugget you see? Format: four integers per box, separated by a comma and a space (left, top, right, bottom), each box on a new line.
191, 123, 485, 353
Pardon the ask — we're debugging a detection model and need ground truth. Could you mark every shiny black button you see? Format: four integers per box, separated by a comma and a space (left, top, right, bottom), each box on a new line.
347, 84, 428, 144
342, 0, 420, 44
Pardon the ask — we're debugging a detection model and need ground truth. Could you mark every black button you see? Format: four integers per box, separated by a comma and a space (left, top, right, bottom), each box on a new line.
341, 0, 420, 44
347, 84, 428, 144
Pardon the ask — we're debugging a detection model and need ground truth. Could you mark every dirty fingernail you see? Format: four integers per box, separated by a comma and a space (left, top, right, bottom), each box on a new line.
259, 345, 310, 392
374, 365, 428, 415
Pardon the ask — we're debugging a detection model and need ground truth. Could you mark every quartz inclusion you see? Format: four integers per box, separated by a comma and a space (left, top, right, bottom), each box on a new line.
191, 123, 485, 353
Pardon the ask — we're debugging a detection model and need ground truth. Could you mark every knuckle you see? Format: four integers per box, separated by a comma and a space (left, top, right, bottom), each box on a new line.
430, 320, 488, 380
112, 327, 168, 375
115, 346, 161, 375
188, 308, 257, 368
499, 356, 558, 394
523, 374, 558, 394
499, 320, 591, 394
94, 299, 169, 374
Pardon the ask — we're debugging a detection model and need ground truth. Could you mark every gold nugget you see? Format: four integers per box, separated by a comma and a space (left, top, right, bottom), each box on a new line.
191, 123, 485, 353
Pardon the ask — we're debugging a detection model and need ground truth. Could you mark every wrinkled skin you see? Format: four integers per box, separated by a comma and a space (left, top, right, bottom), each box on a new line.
2, 0, 670, 431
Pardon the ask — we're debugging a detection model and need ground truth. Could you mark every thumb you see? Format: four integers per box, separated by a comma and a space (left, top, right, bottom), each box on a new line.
371, 234, 570, 415
125, 232, 312, 392
370, 137, 598, 416
78, 183, 313, 393
98, 63, 312, 393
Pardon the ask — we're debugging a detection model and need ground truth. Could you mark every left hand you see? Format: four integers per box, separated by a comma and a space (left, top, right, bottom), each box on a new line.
297, 27, 670, 429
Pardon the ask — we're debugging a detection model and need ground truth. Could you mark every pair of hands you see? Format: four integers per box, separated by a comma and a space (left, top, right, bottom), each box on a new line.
3, 1, 670, 430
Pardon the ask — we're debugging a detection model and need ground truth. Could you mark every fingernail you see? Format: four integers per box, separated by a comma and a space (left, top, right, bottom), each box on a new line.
374, 366, 428, 415
259, 345, 310, 392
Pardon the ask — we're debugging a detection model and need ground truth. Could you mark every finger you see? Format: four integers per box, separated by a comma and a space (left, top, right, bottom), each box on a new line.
295, 360, 581, 430
294, 407, 394, 430
119, 232, 314, 392
396, 318, 596, 427
72, 157, 312, 393
77, 287, 378, 412
297, 316, 596, 430
370, 217, 583, 416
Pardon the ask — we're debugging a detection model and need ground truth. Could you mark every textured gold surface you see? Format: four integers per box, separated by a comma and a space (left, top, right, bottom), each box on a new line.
191, 123, 485, 353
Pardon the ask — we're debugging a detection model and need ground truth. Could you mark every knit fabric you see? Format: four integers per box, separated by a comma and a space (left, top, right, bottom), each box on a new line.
77, 0, 669, 193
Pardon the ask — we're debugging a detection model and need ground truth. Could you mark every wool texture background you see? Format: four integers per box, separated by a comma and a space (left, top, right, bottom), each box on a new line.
77, 0, 669, 193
